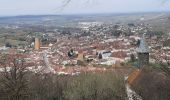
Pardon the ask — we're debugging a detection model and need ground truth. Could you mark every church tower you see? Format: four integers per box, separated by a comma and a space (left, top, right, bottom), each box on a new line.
137, 34, 149, 68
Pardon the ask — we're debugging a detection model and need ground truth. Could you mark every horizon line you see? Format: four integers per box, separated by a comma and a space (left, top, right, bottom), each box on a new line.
0, 11, 170, 18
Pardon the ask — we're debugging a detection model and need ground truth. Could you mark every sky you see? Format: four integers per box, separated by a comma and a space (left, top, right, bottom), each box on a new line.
0, 0, 170, 16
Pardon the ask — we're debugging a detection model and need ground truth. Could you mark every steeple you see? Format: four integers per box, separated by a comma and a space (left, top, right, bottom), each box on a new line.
137, 33, 149, 53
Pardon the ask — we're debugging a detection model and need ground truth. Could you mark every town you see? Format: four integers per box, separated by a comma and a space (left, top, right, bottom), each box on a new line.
0, 13, 170, 100
0, 15, 169, 75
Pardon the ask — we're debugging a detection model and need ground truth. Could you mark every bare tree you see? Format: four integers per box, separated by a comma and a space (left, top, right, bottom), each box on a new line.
0, 55, 29, 100
60, 0, 92, 8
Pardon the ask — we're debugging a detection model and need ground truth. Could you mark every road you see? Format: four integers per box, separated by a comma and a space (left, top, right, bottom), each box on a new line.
42, 50, 56, 74
125, 76, 142, 100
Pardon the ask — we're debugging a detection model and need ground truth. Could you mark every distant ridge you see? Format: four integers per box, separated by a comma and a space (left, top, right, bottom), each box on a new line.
1, 11, 170, 18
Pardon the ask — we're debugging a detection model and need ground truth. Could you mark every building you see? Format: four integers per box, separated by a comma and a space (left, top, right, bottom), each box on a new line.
77, 51, 84, 61
77, 50, 85, 65
96, 50, 112, 59
136, 34, 149, 68
35, 38, 40, 50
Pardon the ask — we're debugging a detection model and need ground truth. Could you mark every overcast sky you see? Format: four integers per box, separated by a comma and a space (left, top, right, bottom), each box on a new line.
0, 0, 170, 16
